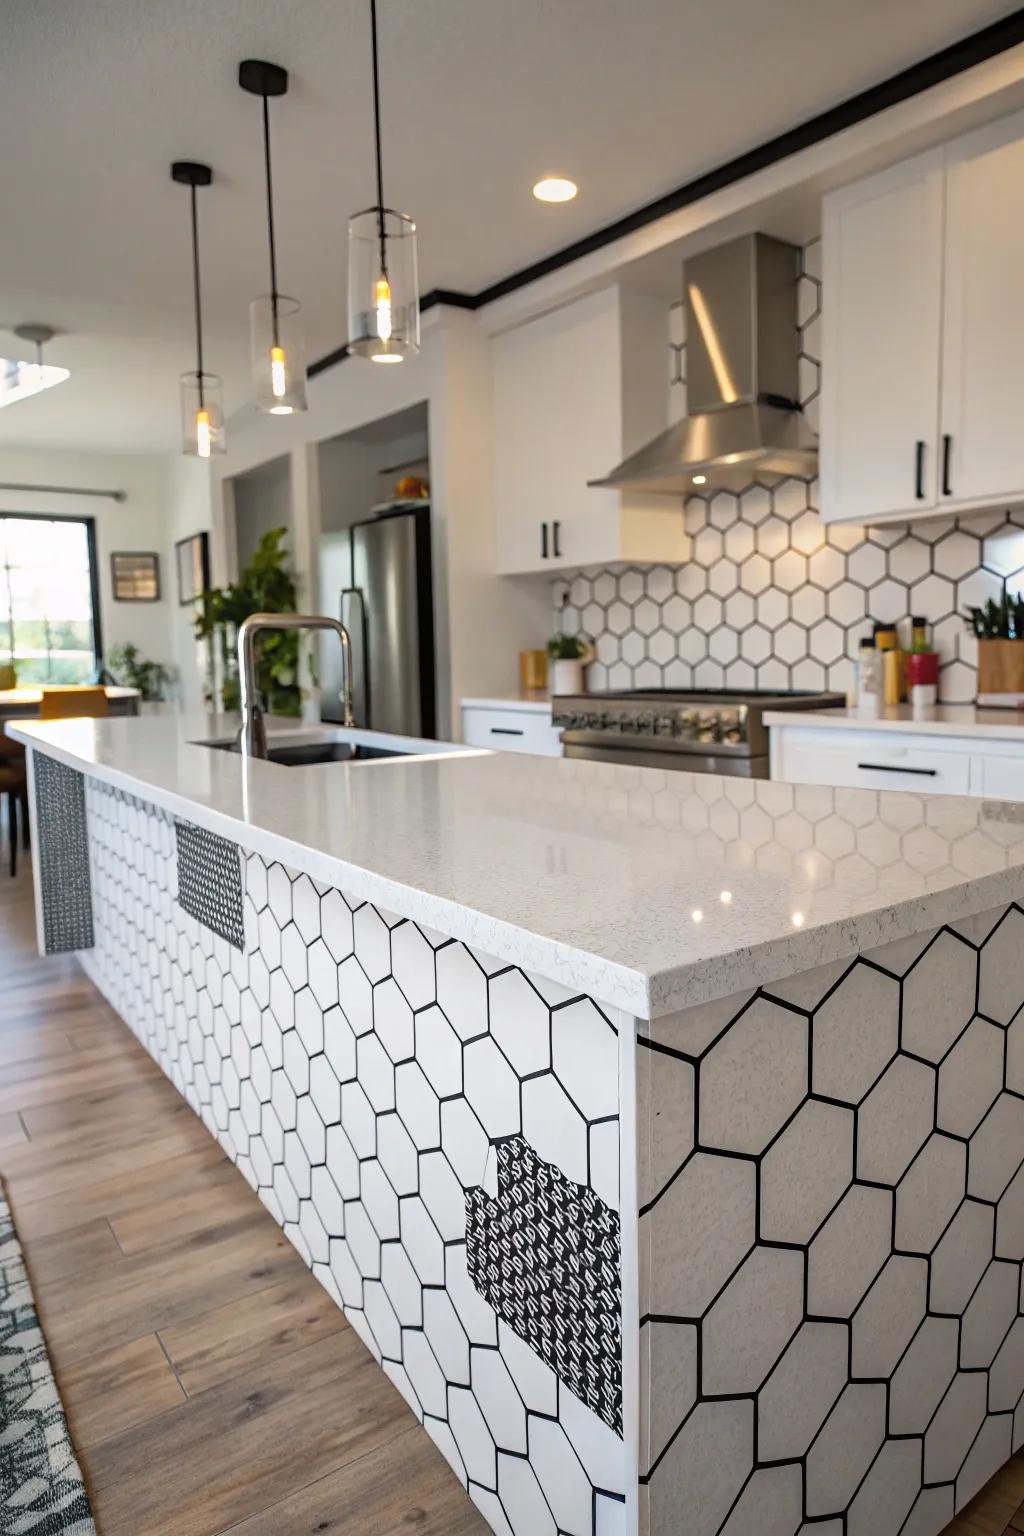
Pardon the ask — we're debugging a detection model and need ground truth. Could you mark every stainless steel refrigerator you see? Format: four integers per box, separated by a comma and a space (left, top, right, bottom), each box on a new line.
317, 504, 436, 738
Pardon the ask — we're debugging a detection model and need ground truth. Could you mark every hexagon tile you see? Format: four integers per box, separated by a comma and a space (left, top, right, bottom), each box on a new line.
83, 778, 628, 1536
556, 240, 1024, 704
640, 909, 1024, 1536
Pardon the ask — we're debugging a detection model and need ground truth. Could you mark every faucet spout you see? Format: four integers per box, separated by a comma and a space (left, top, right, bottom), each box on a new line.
237, 612, 355, 759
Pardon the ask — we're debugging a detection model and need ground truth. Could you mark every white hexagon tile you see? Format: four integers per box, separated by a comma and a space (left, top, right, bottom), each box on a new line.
639, 909, 1024, 1536
556, 239, 1024, 704
82, 778, 628, 1536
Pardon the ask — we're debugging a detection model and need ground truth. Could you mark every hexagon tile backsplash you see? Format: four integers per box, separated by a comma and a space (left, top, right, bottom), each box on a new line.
555, 242, 1024, 704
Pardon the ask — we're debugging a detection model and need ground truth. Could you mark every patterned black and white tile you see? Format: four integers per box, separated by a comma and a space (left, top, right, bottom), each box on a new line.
555, 240, 1024, 705
639, 905, 1024, 1536
81, 776, 629, 1536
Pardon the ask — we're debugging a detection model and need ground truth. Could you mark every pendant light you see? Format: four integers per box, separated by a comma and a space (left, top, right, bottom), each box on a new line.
239, 60, 307, 414
172, 161, 225, 458
347, 0, 419, 363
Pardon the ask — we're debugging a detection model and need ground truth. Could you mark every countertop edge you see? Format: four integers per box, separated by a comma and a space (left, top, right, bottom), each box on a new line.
764, 707, 1024, 741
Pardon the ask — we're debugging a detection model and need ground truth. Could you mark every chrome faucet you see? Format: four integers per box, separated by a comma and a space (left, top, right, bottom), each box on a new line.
237, 612, 354, 759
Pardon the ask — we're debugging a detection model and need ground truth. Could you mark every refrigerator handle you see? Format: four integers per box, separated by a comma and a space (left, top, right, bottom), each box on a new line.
340, 587, 369, 727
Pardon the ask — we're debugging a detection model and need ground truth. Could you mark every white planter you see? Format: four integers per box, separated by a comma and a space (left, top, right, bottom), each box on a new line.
551, 658, 584, 695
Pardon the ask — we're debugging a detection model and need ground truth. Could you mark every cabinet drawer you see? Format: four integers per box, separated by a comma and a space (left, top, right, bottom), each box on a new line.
778, 732, 970, 794
461, 706, 563, 757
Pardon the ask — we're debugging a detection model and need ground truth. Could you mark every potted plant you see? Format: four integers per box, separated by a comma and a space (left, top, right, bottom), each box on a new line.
963, 590, 1024, 706
106, 643, 171, 703
194, 527, 303, 716
547, 633, 593, 695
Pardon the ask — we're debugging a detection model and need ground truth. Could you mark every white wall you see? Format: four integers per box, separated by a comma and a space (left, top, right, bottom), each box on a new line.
234, 456, 292, 570
161, 454, 213, 713
0, 445, 173, 673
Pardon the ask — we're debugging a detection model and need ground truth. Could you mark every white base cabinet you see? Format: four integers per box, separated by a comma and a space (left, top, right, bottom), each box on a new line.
461, 700, 563, 756
771, 723, 1024, 800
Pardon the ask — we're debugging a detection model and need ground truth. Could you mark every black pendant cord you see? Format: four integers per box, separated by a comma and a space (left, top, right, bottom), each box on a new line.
369, 0, 388, 276
262, 92, 280, 344
189, 184, 205, 409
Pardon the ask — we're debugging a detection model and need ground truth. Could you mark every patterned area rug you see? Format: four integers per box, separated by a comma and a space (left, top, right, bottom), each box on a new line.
0, 1189, 95, 1534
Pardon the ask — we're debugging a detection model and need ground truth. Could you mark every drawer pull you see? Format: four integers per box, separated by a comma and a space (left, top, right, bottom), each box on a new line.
490, 727, 525, 737
857, 761, 937, 777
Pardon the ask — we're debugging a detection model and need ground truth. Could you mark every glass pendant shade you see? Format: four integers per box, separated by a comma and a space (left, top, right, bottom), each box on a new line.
347, 208, 420, 362
180, 372, 225, 458
250, 295, 307, 413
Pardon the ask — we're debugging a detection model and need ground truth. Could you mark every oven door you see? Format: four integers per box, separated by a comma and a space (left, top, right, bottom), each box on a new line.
561, 738, 766, 777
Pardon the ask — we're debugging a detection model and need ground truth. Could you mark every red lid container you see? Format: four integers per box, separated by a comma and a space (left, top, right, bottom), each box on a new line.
907, 652, 939, 686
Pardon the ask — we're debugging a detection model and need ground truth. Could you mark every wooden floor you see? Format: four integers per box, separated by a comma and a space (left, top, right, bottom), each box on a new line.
0, 862, 486, 1536
3, 864, 1024, 1536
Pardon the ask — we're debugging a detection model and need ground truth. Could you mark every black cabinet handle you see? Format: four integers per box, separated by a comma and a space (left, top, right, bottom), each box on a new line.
541, 522, 548, 559
942, 434, 953, 496
552, 520, 562, 558
915, 440, 926, 499
857, 762, 937, 777
490, 727, 524, 737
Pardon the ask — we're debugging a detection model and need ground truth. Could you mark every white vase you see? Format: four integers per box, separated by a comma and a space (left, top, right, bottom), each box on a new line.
551, 658, 584, 695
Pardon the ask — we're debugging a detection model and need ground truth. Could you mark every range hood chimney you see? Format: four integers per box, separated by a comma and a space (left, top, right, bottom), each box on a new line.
590, 233, 817, 496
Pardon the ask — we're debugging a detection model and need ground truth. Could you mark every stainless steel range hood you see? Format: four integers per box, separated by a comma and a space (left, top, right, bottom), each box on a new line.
590, 233, 817, 496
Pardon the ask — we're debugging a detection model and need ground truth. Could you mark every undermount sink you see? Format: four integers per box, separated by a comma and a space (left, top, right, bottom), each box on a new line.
199, 737, 411, 766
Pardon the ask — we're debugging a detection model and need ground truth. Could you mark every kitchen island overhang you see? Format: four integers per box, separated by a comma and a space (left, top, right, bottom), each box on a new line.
13, 710, 1024, 1536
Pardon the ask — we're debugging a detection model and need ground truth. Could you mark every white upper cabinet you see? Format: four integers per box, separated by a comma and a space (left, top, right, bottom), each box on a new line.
821, 150, 945, 524
492, 285, 689, 574
941, 114, 1024, 508
821, 108, 1024, 526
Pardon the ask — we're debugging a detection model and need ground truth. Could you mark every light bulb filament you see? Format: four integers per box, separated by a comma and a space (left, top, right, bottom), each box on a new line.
374, 272, 393, 343
195, 407, 211, 459
270, 344, 287, 399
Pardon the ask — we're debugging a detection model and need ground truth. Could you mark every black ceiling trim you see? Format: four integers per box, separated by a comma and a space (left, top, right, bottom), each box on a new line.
309, 6, 1024, 379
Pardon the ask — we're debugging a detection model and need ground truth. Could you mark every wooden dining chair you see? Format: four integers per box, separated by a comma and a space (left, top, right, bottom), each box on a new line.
39, 686, 109, 720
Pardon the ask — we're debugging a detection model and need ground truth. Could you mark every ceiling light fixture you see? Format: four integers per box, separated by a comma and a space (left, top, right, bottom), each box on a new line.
172, 161, 224, 459
240, 60, 307, 415
0, 326, 69, 410
691, 474, 707, 486
347, 0, 419, 364
533, 176, 577, 203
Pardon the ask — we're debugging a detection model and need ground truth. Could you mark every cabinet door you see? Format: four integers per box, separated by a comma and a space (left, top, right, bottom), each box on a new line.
492, 290, 625, 575
820, 150, 945, 523
940, 110, 1024, 508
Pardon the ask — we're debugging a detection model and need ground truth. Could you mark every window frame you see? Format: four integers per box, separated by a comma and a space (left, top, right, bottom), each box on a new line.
0, 510, 103, 680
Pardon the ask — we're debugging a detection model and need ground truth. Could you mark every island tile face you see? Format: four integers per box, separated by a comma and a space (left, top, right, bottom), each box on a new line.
83, 775, 627, 1536
174, 820, 245, 950
639, 906, 1024, 1536
31, 753, 93, 954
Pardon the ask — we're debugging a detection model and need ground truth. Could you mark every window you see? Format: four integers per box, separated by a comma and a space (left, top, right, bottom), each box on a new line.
0, 515, 101, 684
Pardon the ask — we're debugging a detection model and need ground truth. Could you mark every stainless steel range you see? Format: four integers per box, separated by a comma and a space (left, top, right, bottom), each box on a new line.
552, 689, 845, 777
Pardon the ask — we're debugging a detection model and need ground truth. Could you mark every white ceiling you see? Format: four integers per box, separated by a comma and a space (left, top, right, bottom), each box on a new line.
0, 0, 1019, 452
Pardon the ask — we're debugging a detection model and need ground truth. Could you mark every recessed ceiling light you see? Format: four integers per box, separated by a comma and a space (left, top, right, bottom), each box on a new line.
692, 474, 707, 486
533, 176, 577, 203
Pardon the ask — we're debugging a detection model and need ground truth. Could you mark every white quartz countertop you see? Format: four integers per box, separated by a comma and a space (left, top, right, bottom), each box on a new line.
13, 712, 1024, 1020
765, 704, 1024, 740
461, 692, 552, 713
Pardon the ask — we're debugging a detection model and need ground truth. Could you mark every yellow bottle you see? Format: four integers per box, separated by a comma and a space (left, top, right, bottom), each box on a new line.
875, 625, 903, 707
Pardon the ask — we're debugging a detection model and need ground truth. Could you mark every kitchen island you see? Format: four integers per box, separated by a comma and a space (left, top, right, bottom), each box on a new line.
13, 710, 1024, 1536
